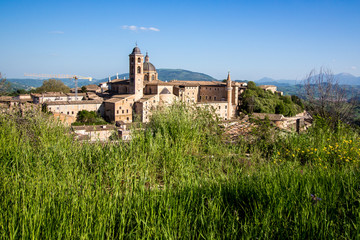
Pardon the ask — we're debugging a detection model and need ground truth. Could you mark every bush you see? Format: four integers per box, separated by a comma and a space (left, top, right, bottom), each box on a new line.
75, 110, 107, 125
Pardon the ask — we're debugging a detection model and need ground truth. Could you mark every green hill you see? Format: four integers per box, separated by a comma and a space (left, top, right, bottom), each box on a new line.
157, 69, 217, 82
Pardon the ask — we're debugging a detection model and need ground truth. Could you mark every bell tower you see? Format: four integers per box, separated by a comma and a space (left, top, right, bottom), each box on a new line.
129, 46, 144, 101
226, 72, 232, 120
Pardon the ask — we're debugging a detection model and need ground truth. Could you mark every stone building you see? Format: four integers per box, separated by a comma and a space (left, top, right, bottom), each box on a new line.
31, 92, 87, 104
106, 46, 241, 122
104, 95, 134, 123
46, 99, 103, 118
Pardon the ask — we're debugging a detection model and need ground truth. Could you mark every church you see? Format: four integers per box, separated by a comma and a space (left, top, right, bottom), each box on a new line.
104, 46, 244, 123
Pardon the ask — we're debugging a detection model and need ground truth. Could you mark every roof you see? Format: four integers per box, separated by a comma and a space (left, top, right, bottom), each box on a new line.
84, 84, 100, 90
110, 79, 130, 85
104, 94, 134, 103
138, 94, 157, 102
160, 87, 171, 94
46, 100, 103, 105
251, 113, 285, 121
146, 80, 173, 86
259, 85, 277, 89
0, 96, 14, 102
72, 125, 117, 132
143, 62, 156, 72
197, 101, 229, 105
130, 46, 141, 55
31, 92, 86, 97
169, 80, 226, 87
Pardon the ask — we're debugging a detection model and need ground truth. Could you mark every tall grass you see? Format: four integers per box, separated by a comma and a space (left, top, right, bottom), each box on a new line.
0, 105, 359, 239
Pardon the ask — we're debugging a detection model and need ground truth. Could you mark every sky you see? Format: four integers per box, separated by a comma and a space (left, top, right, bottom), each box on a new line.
1, 0, 359, 81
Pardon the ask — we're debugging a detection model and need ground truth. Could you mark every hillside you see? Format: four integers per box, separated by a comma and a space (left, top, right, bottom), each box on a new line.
6, 69, 217, 90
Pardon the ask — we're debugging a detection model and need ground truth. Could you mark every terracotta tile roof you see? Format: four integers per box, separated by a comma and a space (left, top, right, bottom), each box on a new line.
259, 85, 276, 89
104, 94, 134, 103
110, 79, 130, 84
146, 80, 174, 86
138, 94, 157, 102
170, 80, 226, 86
46, 100, 103, 105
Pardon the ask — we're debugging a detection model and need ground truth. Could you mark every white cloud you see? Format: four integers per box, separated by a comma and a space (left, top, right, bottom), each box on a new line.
148, 27, 160, 32
49, 31, 64, 34
122, 25, 160, 32
351, 66, 357, 70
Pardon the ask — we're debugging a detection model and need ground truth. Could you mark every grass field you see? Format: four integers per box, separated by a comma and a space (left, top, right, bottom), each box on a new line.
0, 105, 359, 239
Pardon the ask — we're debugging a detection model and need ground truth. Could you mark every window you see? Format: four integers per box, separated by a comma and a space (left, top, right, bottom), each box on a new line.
206, 96, 208, 100
209, 96, 212, 100
126, 109, 128, 113
214, 97, 216, 100
72, 111, 74, 114
219, 106, 221, 109
122, 110, 124, 114
117, 110, 119, 114
137, 66, 141, 73
67, 111, 69, 115
119, 106, 122, 109
225, 105, 227, 109
127, 117, 129, 121
152, 75, 155, 81
138, 57, 141, 63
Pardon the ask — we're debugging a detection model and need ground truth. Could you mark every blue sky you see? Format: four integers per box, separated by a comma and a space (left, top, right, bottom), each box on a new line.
1, 0, 359, 80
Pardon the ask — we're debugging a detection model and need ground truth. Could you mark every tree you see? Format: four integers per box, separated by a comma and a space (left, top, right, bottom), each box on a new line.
36, 79, 70, 93
0, 73, 12, 95
247, 81, 257, 90
81, 86, 87, 93
303, 68, 355, 125
75, 110, 107, 125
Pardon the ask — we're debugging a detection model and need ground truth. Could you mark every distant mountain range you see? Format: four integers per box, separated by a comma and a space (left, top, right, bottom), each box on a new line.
252, 73, 360, 86
4, 70, 360, 91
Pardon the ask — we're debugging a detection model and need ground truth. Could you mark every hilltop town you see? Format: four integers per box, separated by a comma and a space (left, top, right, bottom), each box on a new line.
0, 46, 310, 141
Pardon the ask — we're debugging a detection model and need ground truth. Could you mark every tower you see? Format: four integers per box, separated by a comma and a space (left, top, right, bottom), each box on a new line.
226, 72, 232, 120
129, 46, 144, 101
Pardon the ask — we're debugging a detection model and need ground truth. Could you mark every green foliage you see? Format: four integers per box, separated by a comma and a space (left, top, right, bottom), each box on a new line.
0, 107, 360, 238
36, 79, 70, 93
240, 83, 304, 116
247, 81, 257, 90
81, 86, 87, 93
0, 73, 12, 95
74, 110, 107, 125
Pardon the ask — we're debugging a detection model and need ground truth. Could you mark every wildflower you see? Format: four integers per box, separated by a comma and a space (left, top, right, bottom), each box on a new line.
310, 194, 322, 204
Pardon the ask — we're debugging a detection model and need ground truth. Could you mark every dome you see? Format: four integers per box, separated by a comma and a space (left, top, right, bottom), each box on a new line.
131, 46, 141, 54
143, 62, 156, 72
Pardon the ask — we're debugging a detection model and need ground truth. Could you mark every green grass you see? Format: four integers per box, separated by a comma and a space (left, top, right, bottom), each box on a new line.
0, 105, 360, 239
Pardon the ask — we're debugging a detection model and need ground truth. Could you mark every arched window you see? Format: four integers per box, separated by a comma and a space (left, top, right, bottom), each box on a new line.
151, 75, 155, 81
137, 66, 141, 73
138, 57, 141, 63
144, 75, 148, 81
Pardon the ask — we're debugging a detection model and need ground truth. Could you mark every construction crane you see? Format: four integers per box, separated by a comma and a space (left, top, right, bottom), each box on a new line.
24, 73, 92, 100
